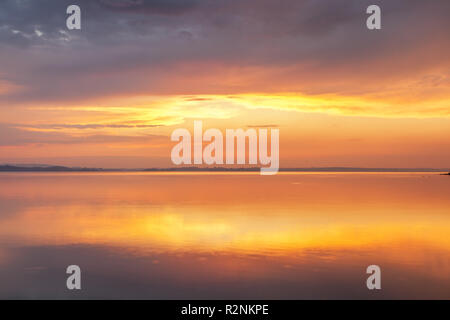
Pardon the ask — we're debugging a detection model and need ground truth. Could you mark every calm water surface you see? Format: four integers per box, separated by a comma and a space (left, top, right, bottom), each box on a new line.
0, 172, 449, 299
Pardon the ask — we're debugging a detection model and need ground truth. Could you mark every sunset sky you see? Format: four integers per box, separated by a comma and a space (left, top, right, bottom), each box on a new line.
0, 0, 449, 168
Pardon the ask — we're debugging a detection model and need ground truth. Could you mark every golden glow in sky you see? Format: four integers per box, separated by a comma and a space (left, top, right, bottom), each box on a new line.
0, 0, 449, 168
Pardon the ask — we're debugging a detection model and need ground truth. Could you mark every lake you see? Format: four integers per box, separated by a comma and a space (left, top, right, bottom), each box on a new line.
0, 172, 449, 299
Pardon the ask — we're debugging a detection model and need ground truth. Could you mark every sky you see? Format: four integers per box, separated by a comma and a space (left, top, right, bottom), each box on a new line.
0, 0, 449, 168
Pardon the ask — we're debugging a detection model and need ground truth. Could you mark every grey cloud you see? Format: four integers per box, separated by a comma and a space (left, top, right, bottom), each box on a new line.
98, 0, 201, 15
0, 0, 448, 104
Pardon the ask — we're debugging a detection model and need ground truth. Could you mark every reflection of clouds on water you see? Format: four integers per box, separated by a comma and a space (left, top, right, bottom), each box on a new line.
0, 248, 9, 266
0, 244, 448, 299
0, 173, 449, 299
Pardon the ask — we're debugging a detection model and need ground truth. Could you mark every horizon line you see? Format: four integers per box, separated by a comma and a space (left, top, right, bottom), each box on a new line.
0, 164, 449, 173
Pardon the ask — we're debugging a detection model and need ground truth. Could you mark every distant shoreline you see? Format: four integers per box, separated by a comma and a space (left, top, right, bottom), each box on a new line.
0, 165, 448, 173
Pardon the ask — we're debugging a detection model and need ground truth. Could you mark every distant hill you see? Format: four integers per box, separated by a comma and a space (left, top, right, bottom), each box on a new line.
144, 167, 447, 172
0, 165, 103, 172
0, 165, 448, 173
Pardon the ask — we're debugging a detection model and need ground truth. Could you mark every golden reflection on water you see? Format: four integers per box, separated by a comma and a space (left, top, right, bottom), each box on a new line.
0, 172, 449, 298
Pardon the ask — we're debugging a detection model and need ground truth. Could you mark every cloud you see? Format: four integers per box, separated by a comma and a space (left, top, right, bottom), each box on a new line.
20, 123, 162, 130
0, 0, 448, 116
98, 0, 201, 15
246, 124, 279, 128
0, 123, 166, 146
